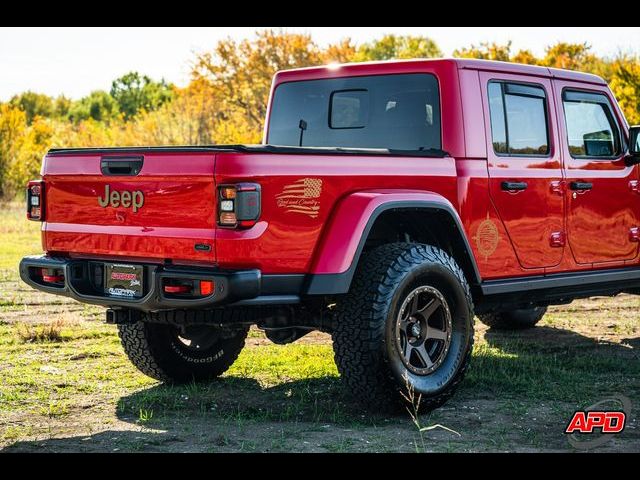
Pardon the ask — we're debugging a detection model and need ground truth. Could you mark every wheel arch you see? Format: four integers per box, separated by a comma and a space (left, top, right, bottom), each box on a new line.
305, 191, 481, 295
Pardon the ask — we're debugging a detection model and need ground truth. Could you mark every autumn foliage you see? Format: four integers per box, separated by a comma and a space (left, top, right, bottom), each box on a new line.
1, 30, 639, 197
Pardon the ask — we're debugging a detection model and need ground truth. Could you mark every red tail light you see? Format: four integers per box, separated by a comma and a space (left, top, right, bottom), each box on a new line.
162, 279, 215, 297
199, 280, 214, 296
217, 183, 261, 228
164, 284, 192, 294
39, 268, 64, 284
26, 180, 45, 221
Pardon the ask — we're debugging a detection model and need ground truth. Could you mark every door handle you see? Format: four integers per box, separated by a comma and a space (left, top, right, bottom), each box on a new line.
569, 181, 593, 191
501, 181, 528, 191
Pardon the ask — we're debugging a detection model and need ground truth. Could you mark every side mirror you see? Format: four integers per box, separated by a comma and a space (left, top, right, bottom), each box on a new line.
626, 125, 640, 166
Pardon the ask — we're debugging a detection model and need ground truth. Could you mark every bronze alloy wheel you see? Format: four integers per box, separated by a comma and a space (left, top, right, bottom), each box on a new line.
395, 285, 452, 375
332, 242, 474, 411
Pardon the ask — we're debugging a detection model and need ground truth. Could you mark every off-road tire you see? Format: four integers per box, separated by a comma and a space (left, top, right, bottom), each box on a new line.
118, 316, 249, 383
478, 306, 547, 330
332, 243, 475, 412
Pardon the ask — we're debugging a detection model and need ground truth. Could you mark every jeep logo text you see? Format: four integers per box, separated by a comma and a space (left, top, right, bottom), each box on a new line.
98, 184, 144, 213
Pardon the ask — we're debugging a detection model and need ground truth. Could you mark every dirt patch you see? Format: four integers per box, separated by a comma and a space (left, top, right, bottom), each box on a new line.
2, 395, 638, 453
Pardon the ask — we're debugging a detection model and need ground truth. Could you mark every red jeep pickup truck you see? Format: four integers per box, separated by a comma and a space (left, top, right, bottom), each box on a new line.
20, 59, 640, 411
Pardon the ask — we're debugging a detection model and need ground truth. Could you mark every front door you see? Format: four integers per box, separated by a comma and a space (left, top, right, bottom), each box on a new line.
480, 72, 564, 269
553, 81, 638, 265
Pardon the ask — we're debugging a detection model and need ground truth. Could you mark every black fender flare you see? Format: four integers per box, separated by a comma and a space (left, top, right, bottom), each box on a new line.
304, 198, 481, 295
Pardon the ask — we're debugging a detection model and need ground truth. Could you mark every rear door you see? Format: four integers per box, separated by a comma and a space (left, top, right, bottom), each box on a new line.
553, 81, 638, 265
480, 72, 564, 269
42, 150, 217, 264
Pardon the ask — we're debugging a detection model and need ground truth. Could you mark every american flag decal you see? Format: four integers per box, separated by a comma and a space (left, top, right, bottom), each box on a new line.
276, 178, 322, 218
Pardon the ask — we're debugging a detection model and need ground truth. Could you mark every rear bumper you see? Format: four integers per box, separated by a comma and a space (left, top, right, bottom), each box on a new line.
19, 255, 278, 312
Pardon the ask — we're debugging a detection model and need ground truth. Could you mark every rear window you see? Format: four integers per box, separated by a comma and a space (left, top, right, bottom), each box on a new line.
267, 73, 441, 151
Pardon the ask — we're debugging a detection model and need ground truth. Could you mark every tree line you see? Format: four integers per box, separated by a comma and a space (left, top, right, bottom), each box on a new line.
1, 30, 639, 197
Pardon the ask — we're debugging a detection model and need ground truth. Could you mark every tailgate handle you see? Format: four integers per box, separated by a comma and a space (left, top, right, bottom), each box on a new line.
101, 156, 144, 176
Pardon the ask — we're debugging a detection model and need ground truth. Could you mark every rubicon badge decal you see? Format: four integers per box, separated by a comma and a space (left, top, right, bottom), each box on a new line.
474, 214, 499, 260
276, 178, 322, 218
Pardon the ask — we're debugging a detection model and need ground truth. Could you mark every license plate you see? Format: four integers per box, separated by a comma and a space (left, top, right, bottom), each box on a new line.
105, 263, 144, 298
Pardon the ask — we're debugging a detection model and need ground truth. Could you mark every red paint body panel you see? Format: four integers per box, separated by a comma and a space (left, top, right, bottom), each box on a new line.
551, 79, 638, 266
479, 72, 565, 269
455, 158, 523, 279
214, 153, 458, 273
36, 59, 638, 285
42, 153, 217, 264
458, 69, 487, 159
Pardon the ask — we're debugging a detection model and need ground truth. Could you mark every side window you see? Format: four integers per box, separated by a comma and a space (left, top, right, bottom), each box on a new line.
562, 90, 621, 158
488, 81, 550, 156
488, 83, 507, 153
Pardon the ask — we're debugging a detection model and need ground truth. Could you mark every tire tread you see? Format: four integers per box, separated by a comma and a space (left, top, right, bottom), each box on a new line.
333, 242, 474, 411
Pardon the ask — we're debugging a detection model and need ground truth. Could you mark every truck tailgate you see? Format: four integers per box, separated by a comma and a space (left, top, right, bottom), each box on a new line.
41, 151, 217, 264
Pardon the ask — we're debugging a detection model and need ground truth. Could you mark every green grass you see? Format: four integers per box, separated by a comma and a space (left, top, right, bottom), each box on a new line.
0, 200, 639, 452
464, 339, 640, 401
0, 202, 42, 271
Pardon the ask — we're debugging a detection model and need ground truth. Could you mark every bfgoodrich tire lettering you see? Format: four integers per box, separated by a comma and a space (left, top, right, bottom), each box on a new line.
332, 242, 474, 411
118, 320, 248, 383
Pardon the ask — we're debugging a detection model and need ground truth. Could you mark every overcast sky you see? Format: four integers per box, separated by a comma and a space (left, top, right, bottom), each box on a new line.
1, 27, 639, 101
